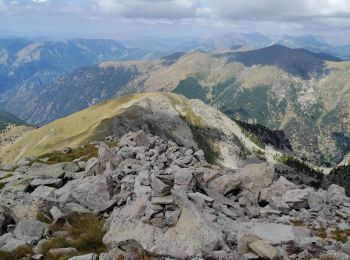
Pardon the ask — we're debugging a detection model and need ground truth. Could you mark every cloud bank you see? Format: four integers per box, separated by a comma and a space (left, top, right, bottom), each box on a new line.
1, 0, 350, 39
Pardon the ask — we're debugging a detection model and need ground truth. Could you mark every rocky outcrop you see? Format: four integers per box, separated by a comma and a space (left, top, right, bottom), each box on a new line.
0, 130, 350, 259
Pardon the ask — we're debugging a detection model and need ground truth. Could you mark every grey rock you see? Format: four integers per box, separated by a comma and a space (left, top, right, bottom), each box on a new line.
308, 189, 327, 209
151, 195, 174, 205
239, 163, 276, 190
50, 206, 64, 221
249, 240, 278, 259
338, 222, 350, 231
320, 251, 350, 260
62, 147, 72, 154
84, 157, 99, 175
103, 195, 225, 258
13, 219, 48, 244
15, 165, 30, 173
173, 166, 195, 191
328, 184, 347, 206
243, 252, 260, 259
0, 233, 26, 252
62, 162, 80, 173
336, 207, 350, 219
15, 158, 31, 167
151, 174, 172, 195
282, 188, 311, 209
133, 178, 152, 197
99, 253, 113, 260
207, 174, 241, 196
238, 223, 294, 244
30, 178, 63, 188
237, 233, 261, 255
48, 247, 78, 255
0, 171, 11, 179
68, 253, 97, 260
32, 254, 44, 260
175, 155, 193, 167
0, 191, 54, 221
31, 186, 56, 198
194, 150, 206, 163
269, 196, 291, 213
78, 161, 86, 170
0, 174, 21, 184
27, 163, 65, 179
188, 192, 214, 208
61, 203, 90, 214
2, 178, 30, 192
138, 170, 151, 186
260, 176, 296, 202
55, 175, 110, 211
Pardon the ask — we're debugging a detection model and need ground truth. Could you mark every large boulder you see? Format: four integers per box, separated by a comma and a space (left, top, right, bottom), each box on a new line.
260, 176, 296, 203
207, 173, 241, 196
13, 219, 48, 244
55, 175, 111, 211
0, 191, 55, 221
308, 189, 327, 209
103, 194, 225, 258
327, 184, 348, 206
282, 188, 312, 209
27, 163, 65, 179
238, 163, 276, 190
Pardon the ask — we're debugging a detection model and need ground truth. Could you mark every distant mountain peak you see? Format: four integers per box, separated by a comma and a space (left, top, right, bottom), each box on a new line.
228, 44, 341, 79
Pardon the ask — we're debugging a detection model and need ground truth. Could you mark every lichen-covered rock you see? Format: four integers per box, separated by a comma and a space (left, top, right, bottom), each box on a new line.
13, 219, 48, 244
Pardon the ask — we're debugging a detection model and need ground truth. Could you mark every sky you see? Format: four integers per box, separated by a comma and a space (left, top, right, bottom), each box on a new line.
1, 0, 350, 43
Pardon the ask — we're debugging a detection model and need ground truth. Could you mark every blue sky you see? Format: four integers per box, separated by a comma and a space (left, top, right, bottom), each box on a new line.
1, 0, 350, 43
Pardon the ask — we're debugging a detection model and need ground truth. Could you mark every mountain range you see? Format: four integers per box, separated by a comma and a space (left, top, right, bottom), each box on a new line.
0, 38, 161, 104
0, 35, 350, 259
1, 43, 348, 166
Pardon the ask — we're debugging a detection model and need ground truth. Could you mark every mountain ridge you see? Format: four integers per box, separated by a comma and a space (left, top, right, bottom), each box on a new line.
0, 92, 293, 169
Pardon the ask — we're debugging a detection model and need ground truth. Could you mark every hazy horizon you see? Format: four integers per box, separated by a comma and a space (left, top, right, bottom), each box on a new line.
1, 0, 350, 45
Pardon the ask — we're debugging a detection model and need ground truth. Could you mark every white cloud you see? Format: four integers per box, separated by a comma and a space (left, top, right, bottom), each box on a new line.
94, 0, 201, 19
32, 0, 49, 3
207, 0, 350, 21
1, 0, 350, 39
0, 0, 7, 12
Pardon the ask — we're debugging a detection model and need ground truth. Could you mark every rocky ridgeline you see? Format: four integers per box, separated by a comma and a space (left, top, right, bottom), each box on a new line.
0, 131, 350, 259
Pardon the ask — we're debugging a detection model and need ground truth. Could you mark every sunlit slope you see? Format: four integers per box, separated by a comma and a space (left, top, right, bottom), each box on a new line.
1, 92, 289, 169
0, 94, 144, 162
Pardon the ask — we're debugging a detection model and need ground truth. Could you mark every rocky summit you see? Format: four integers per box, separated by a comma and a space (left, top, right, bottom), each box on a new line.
0, 130, 350, 259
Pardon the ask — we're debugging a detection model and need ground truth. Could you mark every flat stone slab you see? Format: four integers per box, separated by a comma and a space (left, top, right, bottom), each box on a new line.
239, 223, 294, 244
151, 195, 174, 205
30, 178, 63, 188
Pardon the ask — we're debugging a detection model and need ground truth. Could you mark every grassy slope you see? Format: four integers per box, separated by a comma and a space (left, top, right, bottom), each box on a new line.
0, 94, 145, 162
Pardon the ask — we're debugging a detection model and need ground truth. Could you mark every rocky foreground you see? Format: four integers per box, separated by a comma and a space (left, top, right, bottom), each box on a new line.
0, 131, 350, 259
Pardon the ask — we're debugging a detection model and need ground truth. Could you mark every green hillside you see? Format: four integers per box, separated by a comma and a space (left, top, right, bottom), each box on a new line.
0, 111, 27, 131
